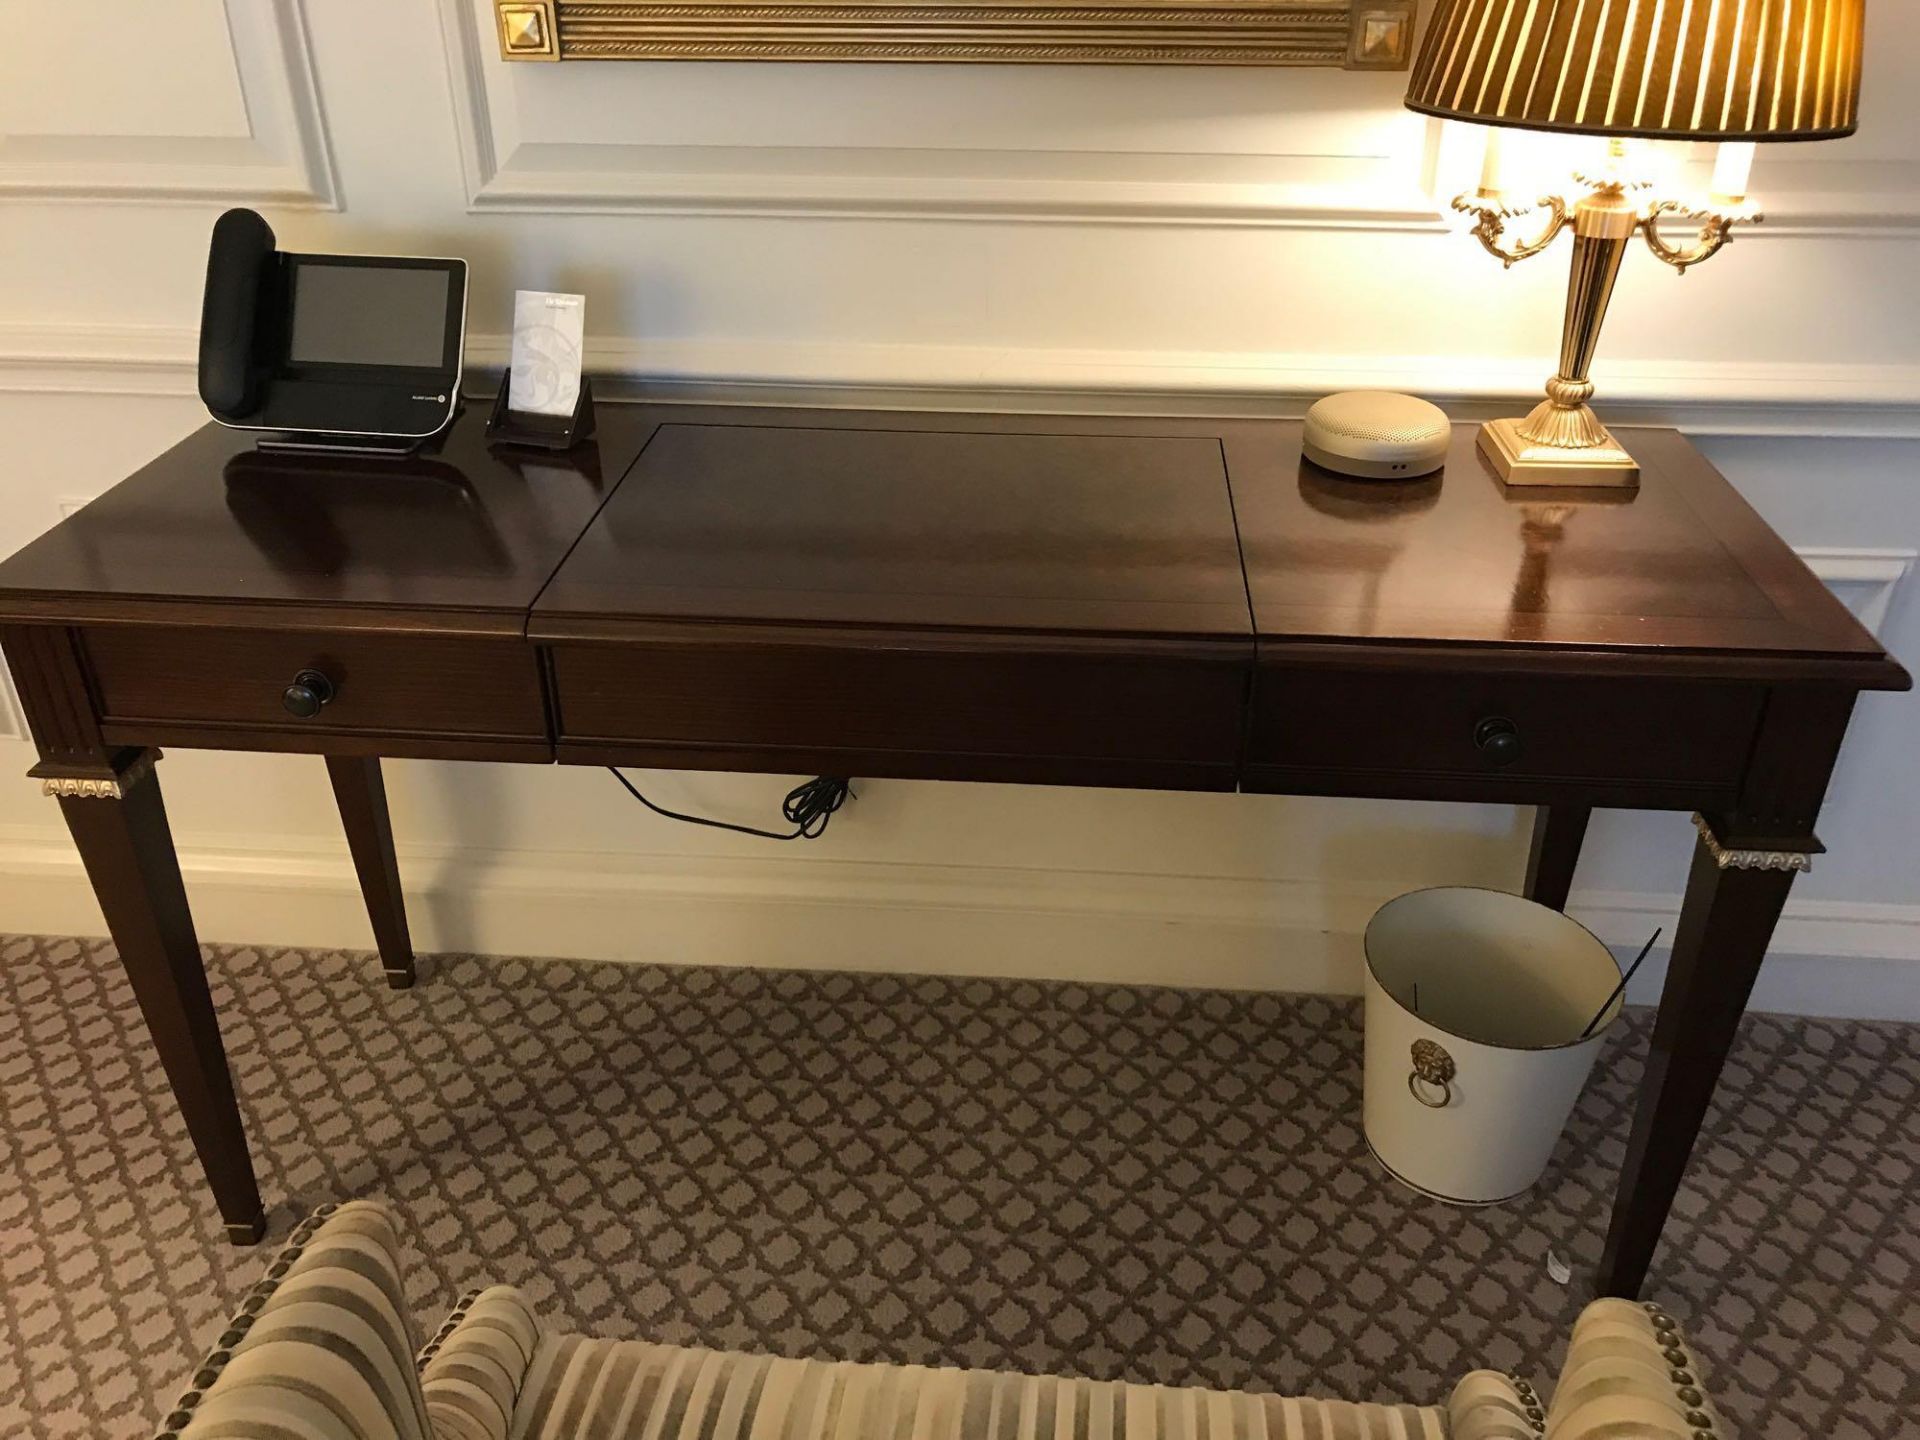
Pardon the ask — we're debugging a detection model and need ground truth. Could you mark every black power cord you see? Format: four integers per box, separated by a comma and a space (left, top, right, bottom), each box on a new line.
608, 768, 853, 841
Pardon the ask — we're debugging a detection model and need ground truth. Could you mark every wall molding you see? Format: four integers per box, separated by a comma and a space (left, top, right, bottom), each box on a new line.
0, 826, 1914, 1018
1796, 547, 1916, 633
0, 324, 204, 398
553, 339, 1920, 439
435, 0, 1920, 233
5, 321, 1920, 439
0, 0, 338, 208
453, 140, 1451, 228
1732, 158, 1920, 239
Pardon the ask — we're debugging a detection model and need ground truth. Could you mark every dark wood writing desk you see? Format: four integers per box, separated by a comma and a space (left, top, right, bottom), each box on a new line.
0, 402, 1905, 1299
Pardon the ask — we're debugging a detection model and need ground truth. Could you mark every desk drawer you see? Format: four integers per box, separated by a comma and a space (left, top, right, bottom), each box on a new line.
549, 636, 1247, 789
83, 626, 548, 742
1247, 665, 1762, 796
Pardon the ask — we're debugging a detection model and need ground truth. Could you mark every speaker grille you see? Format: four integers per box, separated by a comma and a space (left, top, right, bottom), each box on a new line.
1306, 392, 1448, 445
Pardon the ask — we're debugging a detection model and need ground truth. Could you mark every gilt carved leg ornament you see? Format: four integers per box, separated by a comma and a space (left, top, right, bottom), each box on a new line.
1691, 812, 1821, 873
36, 748, 161, 800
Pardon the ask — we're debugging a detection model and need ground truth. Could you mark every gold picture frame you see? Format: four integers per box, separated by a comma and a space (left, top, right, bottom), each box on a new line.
492, 0, 1416, 67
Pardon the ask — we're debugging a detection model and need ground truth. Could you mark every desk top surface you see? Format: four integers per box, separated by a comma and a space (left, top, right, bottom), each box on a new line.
0, 408, 655, 635
0, 400, 1902, 685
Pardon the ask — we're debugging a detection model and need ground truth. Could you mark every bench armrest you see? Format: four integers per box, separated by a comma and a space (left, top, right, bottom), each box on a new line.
1546, 1299, 1727, 1439
418, 1285, 542, 1440
156, 1201, 434, 1440
1449, 1370, 1547, 1438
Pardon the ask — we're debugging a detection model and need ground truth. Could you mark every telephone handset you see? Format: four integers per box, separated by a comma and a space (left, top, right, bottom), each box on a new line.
198, 208, 278, 418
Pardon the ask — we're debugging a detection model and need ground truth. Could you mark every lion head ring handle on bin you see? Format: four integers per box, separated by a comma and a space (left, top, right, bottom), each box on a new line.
1408, 1038, 1456, 1108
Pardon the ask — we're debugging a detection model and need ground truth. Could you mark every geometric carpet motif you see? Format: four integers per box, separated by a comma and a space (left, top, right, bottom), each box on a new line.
1, 933, 1914, 1439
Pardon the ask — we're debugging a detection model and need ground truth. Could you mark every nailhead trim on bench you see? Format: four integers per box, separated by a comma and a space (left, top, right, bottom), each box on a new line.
151, 1203, 339, 1440
417, 1289, 484, 1368
1645, 1302, 1715, 1439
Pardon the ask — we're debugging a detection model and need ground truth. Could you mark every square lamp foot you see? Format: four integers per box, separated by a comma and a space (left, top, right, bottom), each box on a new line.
1479, 418, 1641, 488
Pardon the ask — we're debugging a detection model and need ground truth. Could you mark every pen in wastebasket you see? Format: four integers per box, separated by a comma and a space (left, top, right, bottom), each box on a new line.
1579, 928, 1662, 1040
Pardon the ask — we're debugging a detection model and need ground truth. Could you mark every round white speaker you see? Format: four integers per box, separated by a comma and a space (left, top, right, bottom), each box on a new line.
1303, 391, 1451, 479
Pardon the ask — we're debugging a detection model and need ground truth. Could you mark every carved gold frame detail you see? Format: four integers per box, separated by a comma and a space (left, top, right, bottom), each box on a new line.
492, 0, 1414, 67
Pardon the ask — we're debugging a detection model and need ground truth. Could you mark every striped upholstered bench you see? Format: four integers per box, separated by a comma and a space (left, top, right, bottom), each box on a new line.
153, 1201, 1728, 1440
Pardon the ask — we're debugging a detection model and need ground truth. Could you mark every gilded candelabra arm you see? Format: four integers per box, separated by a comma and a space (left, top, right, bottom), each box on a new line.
1640, 199, 1763, 274
1452, 192, 1570, 268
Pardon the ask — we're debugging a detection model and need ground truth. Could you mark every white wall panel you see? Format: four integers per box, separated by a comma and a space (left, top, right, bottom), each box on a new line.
0, 0, 336, 206
0, 4, 250, 140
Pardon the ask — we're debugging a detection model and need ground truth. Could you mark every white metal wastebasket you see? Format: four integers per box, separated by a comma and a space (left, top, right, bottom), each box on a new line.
1362, 887, 1624, 1205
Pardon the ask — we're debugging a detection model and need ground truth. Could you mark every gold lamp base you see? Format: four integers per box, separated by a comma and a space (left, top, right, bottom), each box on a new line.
1477, 417, 1640, 489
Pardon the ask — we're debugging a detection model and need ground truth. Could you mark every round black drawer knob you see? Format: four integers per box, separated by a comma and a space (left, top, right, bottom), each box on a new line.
282, 669, 336, 719
1474, 715, 1522, 768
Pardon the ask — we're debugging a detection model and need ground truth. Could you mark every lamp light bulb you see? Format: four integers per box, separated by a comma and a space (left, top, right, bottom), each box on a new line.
1477, 125, 1506, 198
1709, 141, 1756, 205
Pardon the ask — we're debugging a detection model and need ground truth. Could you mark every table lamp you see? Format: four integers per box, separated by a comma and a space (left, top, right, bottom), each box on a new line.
1405, 0, 1864, 487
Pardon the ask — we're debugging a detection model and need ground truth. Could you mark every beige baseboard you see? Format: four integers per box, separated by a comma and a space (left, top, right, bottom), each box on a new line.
3, 827, 1916, 1020
0, 827, 1375, 993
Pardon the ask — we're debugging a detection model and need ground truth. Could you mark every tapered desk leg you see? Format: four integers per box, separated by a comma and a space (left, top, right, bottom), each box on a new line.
6, 625, 266, 1241
1595, 816, 1811, 1297
55, 753, 267, 1244
325, 756, 416, 990
1524, 804, 1591, 911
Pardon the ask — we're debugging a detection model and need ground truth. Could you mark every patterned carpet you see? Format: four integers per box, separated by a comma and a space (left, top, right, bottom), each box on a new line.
1, 934, 1915, 1439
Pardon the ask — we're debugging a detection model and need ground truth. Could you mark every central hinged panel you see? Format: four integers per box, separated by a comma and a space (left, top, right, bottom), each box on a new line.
533, 420, 1254, 789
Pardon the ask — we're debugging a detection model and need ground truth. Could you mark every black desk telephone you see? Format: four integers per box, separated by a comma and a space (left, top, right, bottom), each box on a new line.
197, 208, 467, 453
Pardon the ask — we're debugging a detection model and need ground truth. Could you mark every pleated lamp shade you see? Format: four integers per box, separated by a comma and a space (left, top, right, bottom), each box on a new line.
1405, 0, 1864, 141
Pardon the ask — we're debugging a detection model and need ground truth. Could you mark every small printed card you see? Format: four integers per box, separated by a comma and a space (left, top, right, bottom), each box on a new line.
508, 290, 585, 417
